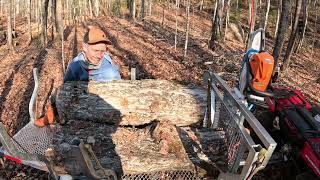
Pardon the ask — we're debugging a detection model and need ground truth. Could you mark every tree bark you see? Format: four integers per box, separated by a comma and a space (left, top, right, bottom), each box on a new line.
148, 0, 152, 16
130, 0, 136, 20
199, 0, 204, 11
274, 0, 282, 37
89, 0, 93, 18
55, 0, 63, 40
51, 0, 57, 40
41, 0, 49, 47
27, 0, 32, 43
223, 0, 231, 42
161, 3, 165, 26
209, 0, 223, 50
0, 0, 2, 14
295, 0, 308, 53
140, 0, 145, 20
37, 0, 41, 33
263, 0, 271, 31
281, 0, 302, 72
13, 0, 16, 29
7, 0, 13, 49
272, 0, 291, 75
174, 0, 179, 51
248, 0, 257, 35
94, 0, 99, 17
184, 0, 190, 58
56, 80, 207, 127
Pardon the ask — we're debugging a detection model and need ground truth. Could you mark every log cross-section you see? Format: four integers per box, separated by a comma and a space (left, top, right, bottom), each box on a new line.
56, 80, 207, 126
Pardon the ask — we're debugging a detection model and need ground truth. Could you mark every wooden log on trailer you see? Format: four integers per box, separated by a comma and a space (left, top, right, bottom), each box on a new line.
50, 120, 226, 176
55, 80, 207, 126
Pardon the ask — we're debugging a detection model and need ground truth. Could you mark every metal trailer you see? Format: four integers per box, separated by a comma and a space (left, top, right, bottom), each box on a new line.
0, 68, 276, 179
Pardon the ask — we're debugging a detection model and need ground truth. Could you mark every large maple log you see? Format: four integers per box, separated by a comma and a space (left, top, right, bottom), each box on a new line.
56, 80, 207, 126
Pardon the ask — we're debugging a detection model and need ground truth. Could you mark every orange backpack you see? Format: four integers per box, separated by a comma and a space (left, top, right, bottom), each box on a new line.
249, 52, 274, 92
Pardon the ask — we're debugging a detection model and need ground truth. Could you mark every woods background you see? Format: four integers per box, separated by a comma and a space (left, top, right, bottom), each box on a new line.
0, 0, 319, 72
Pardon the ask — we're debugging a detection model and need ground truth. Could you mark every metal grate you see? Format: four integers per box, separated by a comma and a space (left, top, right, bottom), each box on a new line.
210, 86, 245, 173
121, 170, 202, 180
12, 122, 56, 155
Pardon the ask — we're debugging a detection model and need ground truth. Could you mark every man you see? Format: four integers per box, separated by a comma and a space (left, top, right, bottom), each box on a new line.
64, 26, 121, 82
35, 27, 121, 127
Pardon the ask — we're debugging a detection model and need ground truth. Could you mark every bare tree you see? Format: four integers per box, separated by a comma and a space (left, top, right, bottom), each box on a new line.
295, 0, 309, 52
28, 0, 32, 43
89, 0, 93, 18
94, 0, 99, 17
41, 0, 50, 47
263, 0, 271, 31
223, 0, 231, 42
149, 0, 152, 16
248, 0, 257, 35
273, 0, 291, 74
282, 0, 302, 72
274, 0, 282, 37
0, 0, 3, 14
174, 0, 179, 50
161, 3, 165, 26
7, 0, 13, 49
140, 0, 145, 20
130, 0, 136, 20
184, 0, 190, 57
13, 0, 16, 29
311, 0, 318, 54
58, 0, 65, 74
54, 0, 63, 40
209, 0, 223, 49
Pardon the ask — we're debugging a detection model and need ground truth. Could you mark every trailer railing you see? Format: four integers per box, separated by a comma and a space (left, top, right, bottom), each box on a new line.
204, 72, 277, 180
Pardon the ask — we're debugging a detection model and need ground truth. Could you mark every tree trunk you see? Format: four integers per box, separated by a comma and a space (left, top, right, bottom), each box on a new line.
263, 0, 271, 31
51, 0, 57, 40
248, 0, 257, 35
272, 0, 291, 75
223, 0, 231, 42
0, 0, 2, 14
13, 0, 16, 29
16, 0, 19, 15
58, 0, 65, 75
274, 0, 282, 37
184, 0, 190, 58
295, 0, 308, 53
94, 0, 99, 17
199, 0, 204, 11
89, 0, 93, 18
41, 0, 49, 47
140, 0, 145, 20
281, 0, 302, 72
174, 0, 179, 50
55, 0, 63, 40
56, 80, 207, 127
37, 0, 41, 33
149, 0, 152, 16
311, 1, 318, 53
130, 0, 136, 20
28, 0, 32, 43
161, 3, 165, 26
7, 0, 13, 49
209, 0, 223, 50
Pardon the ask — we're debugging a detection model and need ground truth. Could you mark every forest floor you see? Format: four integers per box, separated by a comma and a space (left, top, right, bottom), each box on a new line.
0, 3, 319, 180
